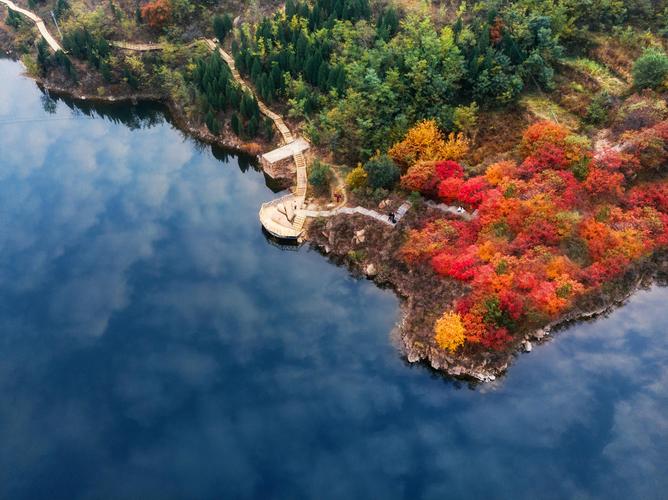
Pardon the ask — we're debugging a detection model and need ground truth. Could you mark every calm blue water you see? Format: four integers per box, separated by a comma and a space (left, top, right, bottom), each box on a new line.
0, 58, 666, 499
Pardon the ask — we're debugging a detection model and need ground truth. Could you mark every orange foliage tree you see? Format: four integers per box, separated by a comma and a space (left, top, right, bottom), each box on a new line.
401, 160, 464, 195
141, 0, 172, 30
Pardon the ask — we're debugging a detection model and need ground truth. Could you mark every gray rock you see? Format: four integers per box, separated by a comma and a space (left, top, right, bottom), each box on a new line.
365, 263, 377, 277
353, 229, 366, 244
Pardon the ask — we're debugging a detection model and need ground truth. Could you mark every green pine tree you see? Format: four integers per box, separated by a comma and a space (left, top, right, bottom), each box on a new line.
231, 113, 241, 136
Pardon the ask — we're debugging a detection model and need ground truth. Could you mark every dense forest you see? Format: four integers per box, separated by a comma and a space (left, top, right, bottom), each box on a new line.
229, 0, 668, 162
7, 0, 668, 149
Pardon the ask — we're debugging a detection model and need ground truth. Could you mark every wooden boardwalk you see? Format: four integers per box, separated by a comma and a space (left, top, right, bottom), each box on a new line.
204, 40, 310, 239
0, 0, 62, 51
110, 41, 165, 51
0, 11, 472, 238
299, 203, 412, 226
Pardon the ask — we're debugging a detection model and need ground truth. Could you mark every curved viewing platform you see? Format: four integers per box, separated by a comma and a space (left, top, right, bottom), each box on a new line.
258, 150, 308, 239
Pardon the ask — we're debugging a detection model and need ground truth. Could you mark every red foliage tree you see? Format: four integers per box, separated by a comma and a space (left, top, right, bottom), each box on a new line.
457, 177, 490, 207
519, 144, 569, 176
622, 120, 668, 172
626, 182, 668, 212
438, 176, 465, 204
584, 168, 625, 200
141, 0, 172, 30
432, 248, 479, 281
435, 160, 464, 180
595, 150, 641, 179
521, 121, 569, 156
400, 161, 440, 195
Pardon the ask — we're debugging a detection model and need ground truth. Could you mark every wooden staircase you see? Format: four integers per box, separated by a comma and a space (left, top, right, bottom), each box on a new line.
210, 42, 312, 239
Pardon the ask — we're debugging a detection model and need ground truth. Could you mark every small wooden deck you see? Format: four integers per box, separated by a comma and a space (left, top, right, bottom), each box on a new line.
262, 138, 310, 164
258, 150, 308, 239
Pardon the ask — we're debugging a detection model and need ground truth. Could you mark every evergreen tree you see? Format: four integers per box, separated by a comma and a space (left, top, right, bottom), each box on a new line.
250, 57, 262, 82
36, 38, 51, 75
271, 64, 283, 93
205, 111, 220, 134
286, 0, 297, 18
246, 115, 259, 138
54, 0, 69, 18
213, 14, 233, 42
100, 59, 112, 82
317, 62, 329, 89
263, 117, 274, 140
6, 9, 22, 28
231, 113, 241, 136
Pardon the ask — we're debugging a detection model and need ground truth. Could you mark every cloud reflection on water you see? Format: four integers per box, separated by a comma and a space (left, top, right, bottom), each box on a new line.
0, 58, 666, 500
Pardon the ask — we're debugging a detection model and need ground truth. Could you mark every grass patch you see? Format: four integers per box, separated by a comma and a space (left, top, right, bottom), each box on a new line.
564, 57, 627, 95
520, 94, 581, 130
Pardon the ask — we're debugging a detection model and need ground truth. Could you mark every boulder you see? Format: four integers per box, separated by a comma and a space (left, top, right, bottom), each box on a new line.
353, 229, 366, 244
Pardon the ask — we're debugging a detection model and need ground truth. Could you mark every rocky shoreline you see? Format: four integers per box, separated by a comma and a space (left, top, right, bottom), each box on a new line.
40, 80, 270, 158
306, 211, 668, 382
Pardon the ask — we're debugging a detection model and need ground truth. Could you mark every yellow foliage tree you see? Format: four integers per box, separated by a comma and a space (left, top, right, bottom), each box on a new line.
442, 132, 470, 162
389, 119, 469, 170
345, 165, 368, 190
434, 311, 466, 352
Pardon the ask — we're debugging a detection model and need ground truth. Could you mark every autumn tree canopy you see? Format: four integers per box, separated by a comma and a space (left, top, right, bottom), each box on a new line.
389, 120, 469, 170
141, 0, 172, 31
397, 119, 668, 353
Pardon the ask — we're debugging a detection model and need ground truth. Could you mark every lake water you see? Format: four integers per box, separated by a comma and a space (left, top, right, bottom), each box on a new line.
0, 58, 666, 499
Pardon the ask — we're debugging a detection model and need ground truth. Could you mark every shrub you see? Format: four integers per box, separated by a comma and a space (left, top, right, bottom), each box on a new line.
453, 102, 479, 136
213, 14, 233, 42
632, 48, 668, 90
613, 92, 667, 132
363, 154, 400, 190
345, 165, 367, 190
585, 92, 612, 125
141, 0, 172, 31
434, 312, 466, 352
309, 160, 332, 193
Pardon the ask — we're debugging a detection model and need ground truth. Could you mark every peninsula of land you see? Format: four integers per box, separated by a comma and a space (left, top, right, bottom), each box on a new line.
2, 0, 668, 380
